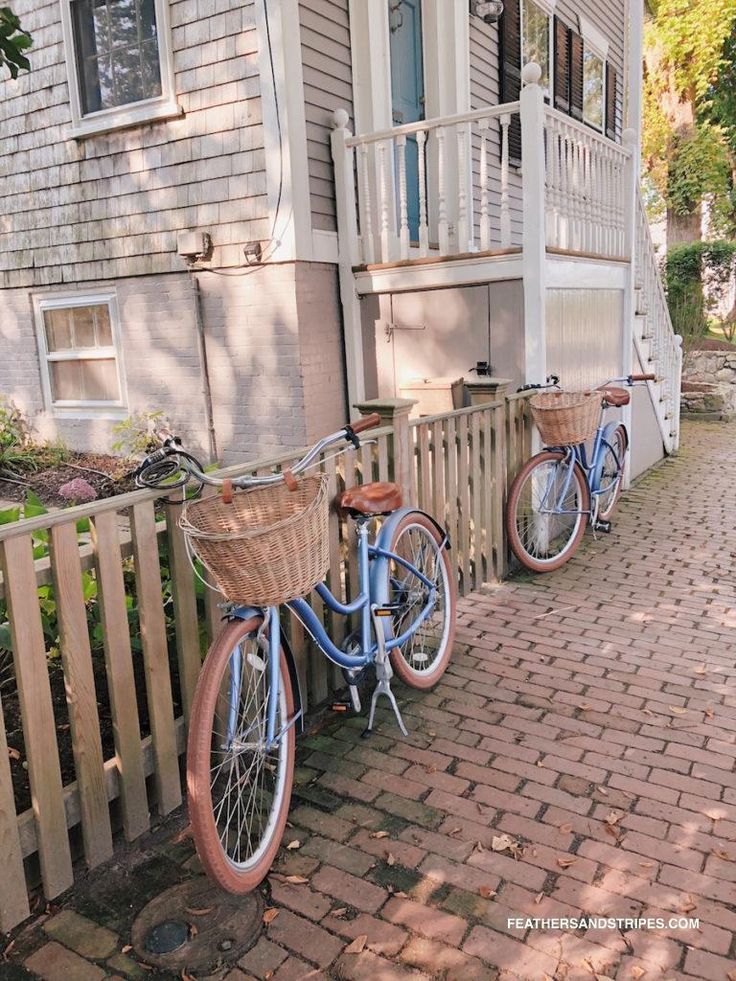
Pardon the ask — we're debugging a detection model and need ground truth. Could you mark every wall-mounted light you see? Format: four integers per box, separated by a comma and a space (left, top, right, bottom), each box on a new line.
470, 0, 504, 25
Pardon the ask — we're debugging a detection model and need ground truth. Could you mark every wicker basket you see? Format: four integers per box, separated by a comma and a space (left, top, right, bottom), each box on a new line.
530, 391, 600, 446
179, 474, 329, 606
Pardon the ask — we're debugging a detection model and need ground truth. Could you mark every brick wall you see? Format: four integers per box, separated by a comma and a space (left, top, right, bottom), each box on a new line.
2, 264, 347, 465
1, 0, 267, 287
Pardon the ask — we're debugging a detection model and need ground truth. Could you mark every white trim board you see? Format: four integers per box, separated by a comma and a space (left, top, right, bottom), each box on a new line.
546, 256, 627, 289
255, 0, 312, 262
354, 253, 523, 295
578, 14, 609, 59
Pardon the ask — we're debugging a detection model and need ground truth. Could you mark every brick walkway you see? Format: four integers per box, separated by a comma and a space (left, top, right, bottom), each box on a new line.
7, 421, 736, 981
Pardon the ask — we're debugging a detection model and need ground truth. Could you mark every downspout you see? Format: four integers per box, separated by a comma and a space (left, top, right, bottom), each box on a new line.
188, 269, 218, 463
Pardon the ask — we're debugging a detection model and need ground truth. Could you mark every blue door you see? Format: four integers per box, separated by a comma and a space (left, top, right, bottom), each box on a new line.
389, 0, 425, 241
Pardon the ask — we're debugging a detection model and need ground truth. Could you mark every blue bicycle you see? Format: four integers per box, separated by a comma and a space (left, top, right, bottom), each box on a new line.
136, 415, 456, 893
507, 373, 655, 573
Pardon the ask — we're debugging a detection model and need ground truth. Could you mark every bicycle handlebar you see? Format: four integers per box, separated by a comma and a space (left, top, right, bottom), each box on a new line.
137, 414, 384, 493
629, 373, 657, 382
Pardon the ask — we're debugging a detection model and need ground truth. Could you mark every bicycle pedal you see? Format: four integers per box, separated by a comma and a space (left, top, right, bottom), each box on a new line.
594, 520, 612, 533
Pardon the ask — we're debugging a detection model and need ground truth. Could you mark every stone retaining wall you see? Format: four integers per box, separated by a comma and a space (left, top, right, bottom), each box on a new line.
681, 349, 736, 418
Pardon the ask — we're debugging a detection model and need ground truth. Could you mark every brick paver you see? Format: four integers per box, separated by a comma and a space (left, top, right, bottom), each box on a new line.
10, 422, 736, 980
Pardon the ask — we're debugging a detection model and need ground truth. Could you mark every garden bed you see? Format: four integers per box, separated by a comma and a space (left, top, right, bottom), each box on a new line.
0, 452, 136, 508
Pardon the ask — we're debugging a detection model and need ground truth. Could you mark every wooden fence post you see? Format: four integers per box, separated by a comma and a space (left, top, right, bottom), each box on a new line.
353, 398, 417, 506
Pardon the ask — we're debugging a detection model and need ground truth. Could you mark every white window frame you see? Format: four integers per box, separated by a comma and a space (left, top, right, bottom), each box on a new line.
33, 290, 128, 418
578, 14, 608, 133
520, 0, 555, 98
59, 0, 181, 139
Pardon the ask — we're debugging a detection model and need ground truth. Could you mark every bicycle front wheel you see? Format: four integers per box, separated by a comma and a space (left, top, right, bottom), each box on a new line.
507, 450, 590, 573
187, 616, 295, 893
386, 512, 457, 690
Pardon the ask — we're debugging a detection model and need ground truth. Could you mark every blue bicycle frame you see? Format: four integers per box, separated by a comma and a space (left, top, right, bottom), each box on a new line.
227, 506, 442, 748
541, 419, 626, 518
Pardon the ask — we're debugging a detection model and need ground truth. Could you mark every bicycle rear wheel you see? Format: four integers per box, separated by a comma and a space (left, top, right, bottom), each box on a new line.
187, 616, 295, 893
507, 450, 590, 573
385, 512, 457, 690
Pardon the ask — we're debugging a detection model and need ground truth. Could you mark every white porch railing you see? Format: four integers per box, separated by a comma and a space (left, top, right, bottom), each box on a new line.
332, 103, 520, 265
543, 107, 631, 259
634, 190, 683, 452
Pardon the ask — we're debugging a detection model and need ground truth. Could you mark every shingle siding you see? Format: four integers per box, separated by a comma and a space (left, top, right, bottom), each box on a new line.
298, 0, 353, 233
1, 0, 268, 288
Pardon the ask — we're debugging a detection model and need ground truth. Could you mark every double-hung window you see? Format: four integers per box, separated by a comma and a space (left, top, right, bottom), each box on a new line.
578, 15, 608, 133
60, 0, 179, 137
521, 0, 552, 95
35, 293, 126, 415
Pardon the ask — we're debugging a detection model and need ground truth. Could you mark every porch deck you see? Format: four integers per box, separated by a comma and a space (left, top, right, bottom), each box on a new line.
5, 420, 735, 980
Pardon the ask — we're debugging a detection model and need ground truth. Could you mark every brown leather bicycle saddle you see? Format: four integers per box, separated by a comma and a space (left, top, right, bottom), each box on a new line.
339, 481, 403, 516
596, 386, 630, 407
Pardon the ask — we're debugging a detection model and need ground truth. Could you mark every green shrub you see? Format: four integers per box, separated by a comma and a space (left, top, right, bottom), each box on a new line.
665, 240, 736, 339
112, 409, 167, 456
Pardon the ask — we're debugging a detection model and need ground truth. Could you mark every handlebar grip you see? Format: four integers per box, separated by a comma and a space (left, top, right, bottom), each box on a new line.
155, 427, 179, 445
350, 413, 382, 434
630, 373, 656, 382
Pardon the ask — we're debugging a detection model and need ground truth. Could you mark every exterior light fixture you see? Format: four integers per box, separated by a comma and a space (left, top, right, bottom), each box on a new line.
471, 0, 504, 24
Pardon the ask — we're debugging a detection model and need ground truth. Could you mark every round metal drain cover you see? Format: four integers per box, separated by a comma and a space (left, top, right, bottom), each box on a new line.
131, 877, 263, 973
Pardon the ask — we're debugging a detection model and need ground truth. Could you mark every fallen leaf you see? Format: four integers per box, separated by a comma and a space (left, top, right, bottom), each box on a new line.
594, 975, 615, 981
557, 857, 577, 868
474, 841, 485, 853
478, 886, 496, 899
678, 895, 697, 914
630, 968, 646, 980
284, 875, 310, 884
694, 665, 708, 676
534, 892, 544, 905
330, 907, 348, 917
428, 730, 436, 737
386, 853, 396, 867
643, 708, 655, 717
605, 811, 623, 826
560, 823, 573, 834
263, 907, 280, 925
669, 705, 687, 715
394, 891, 408, 898
170, 824, 193, 845
604, 824, 621, 841
448, 827, 462, 837
713, 848, 734, 862
344, 934, 368, 954
705, 706, 714, 719
181, 972, 196, 981
370, 830, 389, 839
536, 760, 545, 767
187, 923, 198, 939
7, 747, 21, 761
286, 840, 301, 850
726, 971, 736, 981
597, 786, 609, 797
639, 861, 655, 869
578, 703, 593, 711
265, 972, 274, 980
121, 945, 132, 954
184, 906, 214, 916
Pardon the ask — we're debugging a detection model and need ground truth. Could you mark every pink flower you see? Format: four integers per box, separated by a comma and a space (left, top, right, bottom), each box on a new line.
58, 477, 97, 503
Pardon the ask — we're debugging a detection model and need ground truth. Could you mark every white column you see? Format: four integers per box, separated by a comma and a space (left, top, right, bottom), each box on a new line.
621, 125, 638, 486
520, 63, 547, 386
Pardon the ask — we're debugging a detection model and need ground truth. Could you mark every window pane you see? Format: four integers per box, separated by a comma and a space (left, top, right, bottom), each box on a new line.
95, 306, 113, 345
50, 359, 120, 403
522, 0, 550, 91
72, 0, 162, 114
73, 306, 97, 347
44, 309, 73, 351
584, 51, 604, 130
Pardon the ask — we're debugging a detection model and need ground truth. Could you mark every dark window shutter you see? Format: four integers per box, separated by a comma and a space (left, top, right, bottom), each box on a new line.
605, 62, 618, 141
569, 29, 584, 121
500, 0, 522, 163
553, 17, 570, 114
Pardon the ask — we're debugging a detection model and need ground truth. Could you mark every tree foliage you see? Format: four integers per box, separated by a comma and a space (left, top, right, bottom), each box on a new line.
0, 6, 32, 78
643, 0, 736, 235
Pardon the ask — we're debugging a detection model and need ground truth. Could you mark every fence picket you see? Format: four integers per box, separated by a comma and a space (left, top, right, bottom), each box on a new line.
445, 418, 459, 586
470, 412, 482, 590
0, 691, 30, 930
49, 522, 114, 869
165, 501, 202, 724
0, 535, 73, 899
457, 415, 471, 594
92, 512, 150, 840
130, 502, 182, 815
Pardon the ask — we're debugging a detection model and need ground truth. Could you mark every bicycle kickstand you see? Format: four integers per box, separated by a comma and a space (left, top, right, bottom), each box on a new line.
363, 606, 409, 739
